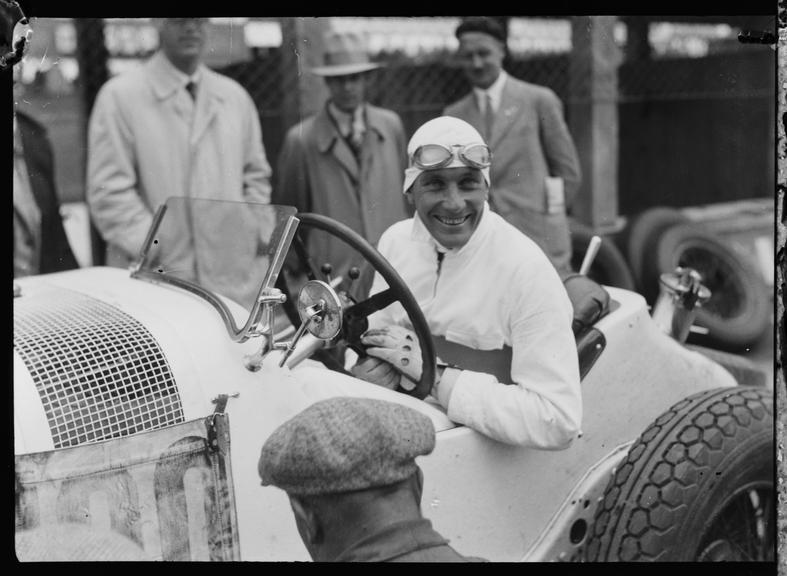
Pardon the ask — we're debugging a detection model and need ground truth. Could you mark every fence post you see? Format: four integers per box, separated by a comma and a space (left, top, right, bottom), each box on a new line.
568, 16, 622, 234
278, 17, 329, 133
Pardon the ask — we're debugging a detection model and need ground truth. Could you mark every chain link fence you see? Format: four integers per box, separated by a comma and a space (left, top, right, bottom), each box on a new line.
15, 17, 775, 236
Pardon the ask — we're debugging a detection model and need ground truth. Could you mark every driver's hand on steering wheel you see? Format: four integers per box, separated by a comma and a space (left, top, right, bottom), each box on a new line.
360, 325, 422, 391
350, 355, 403, 390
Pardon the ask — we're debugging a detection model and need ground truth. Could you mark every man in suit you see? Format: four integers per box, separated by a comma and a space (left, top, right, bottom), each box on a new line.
275, 31, 409, 296
87, 18, 272, 271
14, 107, 78, 277
443, 17, 582, 274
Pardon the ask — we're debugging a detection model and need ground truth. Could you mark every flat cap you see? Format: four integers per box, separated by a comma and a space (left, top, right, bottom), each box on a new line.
259, 397, 436, 496
455, 17, 506, 43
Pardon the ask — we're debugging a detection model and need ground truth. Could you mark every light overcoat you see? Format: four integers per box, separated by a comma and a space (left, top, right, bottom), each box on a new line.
443, 75, 581, 272
87, 51, 272, 269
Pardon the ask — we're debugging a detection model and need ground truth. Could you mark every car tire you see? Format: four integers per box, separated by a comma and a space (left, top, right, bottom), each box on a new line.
569, 221, 635, 290
651, 224, 771, 351
624, 207, 690, 297
585, 386, 774, 562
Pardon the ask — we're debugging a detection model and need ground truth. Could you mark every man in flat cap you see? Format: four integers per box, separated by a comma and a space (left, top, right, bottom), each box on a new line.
444, 16, 582, 275
275, 31, 410, 298
259, 396, 484, 562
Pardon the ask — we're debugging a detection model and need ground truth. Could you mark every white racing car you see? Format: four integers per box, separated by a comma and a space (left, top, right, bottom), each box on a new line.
13, 197, 773, 562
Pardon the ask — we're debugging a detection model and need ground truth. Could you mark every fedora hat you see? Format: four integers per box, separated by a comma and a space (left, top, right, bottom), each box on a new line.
311, 31, 382, 77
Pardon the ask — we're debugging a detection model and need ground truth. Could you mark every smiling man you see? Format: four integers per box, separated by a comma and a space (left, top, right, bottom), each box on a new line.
351, 116, 582, 448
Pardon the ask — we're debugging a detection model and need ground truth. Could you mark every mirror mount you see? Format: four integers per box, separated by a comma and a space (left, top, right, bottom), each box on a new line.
243, 280, 344, 372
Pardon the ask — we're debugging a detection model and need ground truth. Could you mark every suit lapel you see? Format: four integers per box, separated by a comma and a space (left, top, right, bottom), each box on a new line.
489, 78, 519, 149
315, 108, 361, 184
191, 72, 222, 146
461, 94, 484, 137
333, 137, 361, 183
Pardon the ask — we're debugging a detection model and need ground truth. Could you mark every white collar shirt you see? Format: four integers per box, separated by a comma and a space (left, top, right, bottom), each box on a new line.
473, 70, 508, 115
159, 53, 203, 104
328, 101, 366, 141
368, 204, 582, 448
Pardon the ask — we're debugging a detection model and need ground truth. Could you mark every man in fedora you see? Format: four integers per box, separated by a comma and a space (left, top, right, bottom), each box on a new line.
275, 31, 409, 296
443, 17, 582, 275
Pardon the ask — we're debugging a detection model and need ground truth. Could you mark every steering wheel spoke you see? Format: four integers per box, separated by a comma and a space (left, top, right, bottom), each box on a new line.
276, 213, 436, 399
345, 288, 398, 320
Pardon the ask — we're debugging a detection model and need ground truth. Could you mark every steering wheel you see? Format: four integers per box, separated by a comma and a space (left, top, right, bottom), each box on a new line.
275, 212, 436, 400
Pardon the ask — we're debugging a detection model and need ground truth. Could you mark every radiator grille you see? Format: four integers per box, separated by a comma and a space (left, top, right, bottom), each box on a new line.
14, 286, 184, 449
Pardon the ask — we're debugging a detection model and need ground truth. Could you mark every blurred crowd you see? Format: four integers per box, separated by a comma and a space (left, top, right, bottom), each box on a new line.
13, 16, 581, 283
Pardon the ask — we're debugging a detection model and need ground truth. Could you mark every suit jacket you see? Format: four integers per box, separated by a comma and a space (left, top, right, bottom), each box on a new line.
15, 111, 78, 274
275, 103, 409, 287
87, 51, 272, 268
444, 75, 581, 273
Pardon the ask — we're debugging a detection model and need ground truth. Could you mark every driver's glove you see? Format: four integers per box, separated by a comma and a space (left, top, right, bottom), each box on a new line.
350, 355, 401, 390
361, 325, 422, 391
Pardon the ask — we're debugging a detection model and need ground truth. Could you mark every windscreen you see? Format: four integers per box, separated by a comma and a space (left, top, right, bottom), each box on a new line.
137, 198, 297, 312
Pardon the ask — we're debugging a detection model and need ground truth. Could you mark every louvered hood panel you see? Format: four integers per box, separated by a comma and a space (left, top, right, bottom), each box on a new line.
14, 267, 262, 454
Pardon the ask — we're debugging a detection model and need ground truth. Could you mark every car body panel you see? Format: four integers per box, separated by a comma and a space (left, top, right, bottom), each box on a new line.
14, 266, 737, 561
14, 193, 746, 561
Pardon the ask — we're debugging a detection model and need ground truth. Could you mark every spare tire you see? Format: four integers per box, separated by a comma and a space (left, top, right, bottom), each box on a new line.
624, 207, 690, 298
585, 386, 774, 562
569, 221, 635, 290
651, 224, 770, 351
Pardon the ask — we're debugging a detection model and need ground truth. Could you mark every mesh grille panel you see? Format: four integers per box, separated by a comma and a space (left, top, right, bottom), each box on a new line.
14, 286, 184, 449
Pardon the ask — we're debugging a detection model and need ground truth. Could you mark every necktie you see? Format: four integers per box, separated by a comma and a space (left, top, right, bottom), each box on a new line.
484, 92, 494, 143
347, 114, 364, 158
185, 81, 197, 101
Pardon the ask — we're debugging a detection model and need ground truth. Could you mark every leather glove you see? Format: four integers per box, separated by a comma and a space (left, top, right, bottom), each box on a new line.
350, 355, 401, 390
361, 325, 421, 391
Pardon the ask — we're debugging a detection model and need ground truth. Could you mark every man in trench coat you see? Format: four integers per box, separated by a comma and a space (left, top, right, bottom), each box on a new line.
87, 18, 272, 275
275, 31, 409, 296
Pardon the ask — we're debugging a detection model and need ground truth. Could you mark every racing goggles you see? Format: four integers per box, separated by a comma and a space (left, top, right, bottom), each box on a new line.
410, 143, 492, 171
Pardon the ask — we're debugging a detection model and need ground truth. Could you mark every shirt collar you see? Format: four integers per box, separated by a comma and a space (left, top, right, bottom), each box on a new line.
151, 51, 205, 97
473, 70, 508, 112
328, 101, 365, 135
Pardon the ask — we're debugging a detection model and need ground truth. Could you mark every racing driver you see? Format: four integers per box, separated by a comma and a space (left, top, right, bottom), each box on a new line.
350, 116, 582, 448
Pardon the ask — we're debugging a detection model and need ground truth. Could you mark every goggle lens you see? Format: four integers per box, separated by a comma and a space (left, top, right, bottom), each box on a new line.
412, 143, 491, 169
416, 144, 453, 167
462, 144, 491, 167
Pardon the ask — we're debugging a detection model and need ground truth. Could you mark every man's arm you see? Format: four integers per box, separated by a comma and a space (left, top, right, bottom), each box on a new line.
86, 85, 154, 261
434, 262, 583, 448
538, 90, 582, 208
241, 92, 272, 203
